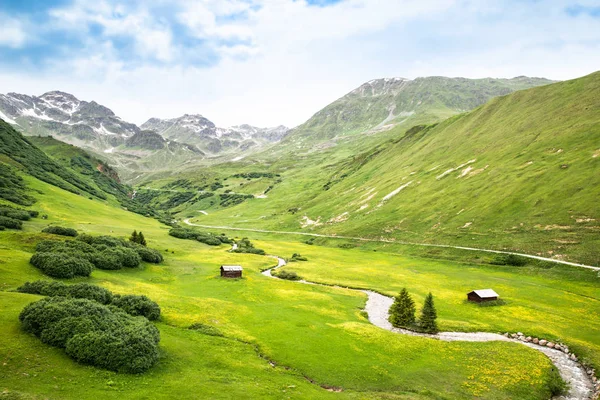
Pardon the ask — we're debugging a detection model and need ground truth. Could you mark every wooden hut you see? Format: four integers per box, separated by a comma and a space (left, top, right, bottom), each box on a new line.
467, 289, 499, 303
220, 265, 243, 278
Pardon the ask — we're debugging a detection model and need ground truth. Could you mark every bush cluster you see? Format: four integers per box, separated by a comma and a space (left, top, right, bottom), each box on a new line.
17, 280, 161, 320
19, 297, 160, 373
30, 233, 163, 279
0, 205, 38, 220
490, 254, 528, 267
111, 294, 161, 321
0, 163, 36, 206
290, 253, 308, 262
18, 281, 113, 304
274, 270, 302, 281
232, 238, 266, 255
42, 226, 79, 237
30, 252, 93, 279
0, 216, 22, 230
169, 227, 233, 246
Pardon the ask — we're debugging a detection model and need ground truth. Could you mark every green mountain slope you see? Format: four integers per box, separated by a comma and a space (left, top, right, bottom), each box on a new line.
178, 72, 600, 265
283, 76, 554, 146
0, 121, 153, 215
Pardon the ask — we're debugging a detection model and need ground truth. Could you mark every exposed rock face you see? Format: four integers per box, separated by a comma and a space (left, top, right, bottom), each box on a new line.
0, 91, 140, 150
141, 114, 289, 155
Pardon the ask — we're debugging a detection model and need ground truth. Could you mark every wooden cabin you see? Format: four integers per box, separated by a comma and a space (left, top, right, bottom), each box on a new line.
467, 289, 499, 303
220, 265, 243, 278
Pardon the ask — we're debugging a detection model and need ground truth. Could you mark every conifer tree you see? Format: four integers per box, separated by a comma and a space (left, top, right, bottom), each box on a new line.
130, 230, 138, 244
419, 292, 438, 333
389, 288, 416, 328
138, 232, 147, 246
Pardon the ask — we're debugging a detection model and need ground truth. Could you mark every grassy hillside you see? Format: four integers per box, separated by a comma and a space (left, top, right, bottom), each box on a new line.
282, 76, 553, 146
2, 147, 596, 398
175, 72, 599, 265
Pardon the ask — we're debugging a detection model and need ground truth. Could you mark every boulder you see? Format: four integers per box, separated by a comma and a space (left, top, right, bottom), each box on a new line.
546, 342, 555, 348
525, 336, 532, 342
562, 346, 569, 353
539, 339, 548, 346
532, 338, 539, 344
569, 353, 577, 361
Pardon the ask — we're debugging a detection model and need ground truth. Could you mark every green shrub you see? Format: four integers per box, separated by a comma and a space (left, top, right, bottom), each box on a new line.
547, 368, 569, 396
232, 237, 266, 255
0, 216, 22, 230
0, 207, 32, 221
42, 226, 79, 237
169, 228, 233, 247
17, 281, 113, 304
111, 295, 161, 321
491, 254, 528, 266
30, 253, 93, 279
19, 297, 160, 373
290, 253, 308, 262
17, 280, 69, 297
274, 270, 302, 281
133, 246, 163, 263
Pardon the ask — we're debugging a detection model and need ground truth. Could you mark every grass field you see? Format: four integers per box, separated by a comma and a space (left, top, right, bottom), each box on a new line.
1, 174, 596, 399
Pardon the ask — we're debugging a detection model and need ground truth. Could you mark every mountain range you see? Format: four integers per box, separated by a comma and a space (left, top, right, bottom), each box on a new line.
0, 91, 290, 168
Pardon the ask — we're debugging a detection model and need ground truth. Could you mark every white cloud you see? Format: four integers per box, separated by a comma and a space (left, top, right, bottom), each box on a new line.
0, 0, 599, 128
0, 16, 28, 48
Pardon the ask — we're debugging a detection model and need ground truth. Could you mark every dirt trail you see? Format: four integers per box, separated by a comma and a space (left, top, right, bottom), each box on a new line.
183, 219, 599, 271
258, 253, 595, 399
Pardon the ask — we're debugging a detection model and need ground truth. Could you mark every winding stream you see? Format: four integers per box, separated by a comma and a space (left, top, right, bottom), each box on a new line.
261, 254, 595, 400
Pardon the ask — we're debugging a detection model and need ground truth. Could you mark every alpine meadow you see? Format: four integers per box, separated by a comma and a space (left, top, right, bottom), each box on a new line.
0, 1, 599, 400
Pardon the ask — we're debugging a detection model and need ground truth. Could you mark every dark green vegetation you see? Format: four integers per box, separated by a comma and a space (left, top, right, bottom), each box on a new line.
0, 205, 38, 231
0, 122, 109, 199
16, 281, 161, 321
19, 296, 160, 373
30, 234, 163, 278
232, 237, 266, 255
168, 227, 233, 246
129, 230, 147, 246
42, 225, 79, 237
389, 288, 416, 328
290, 253, 308, 262
419, 293, 438, 334
18, 281, 113, 304
273, 270, 302, 281
0, 163, 36, 205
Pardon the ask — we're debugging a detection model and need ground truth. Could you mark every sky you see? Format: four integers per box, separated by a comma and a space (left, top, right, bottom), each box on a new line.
0, 0, 599, 128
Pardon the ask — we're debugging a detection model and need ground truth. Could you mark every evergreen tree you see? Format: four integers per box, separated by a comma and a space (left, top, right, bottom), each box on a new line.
138, 232, 147, 247
130, 230, 138, 244
388, 288, 416, 328
419, 292, 438, 333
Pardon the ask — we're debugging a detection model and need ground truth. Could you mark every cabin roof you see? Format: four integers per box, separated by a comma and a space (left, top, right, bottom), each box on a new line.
221, 265, 243, 271
469, 289, 499, 298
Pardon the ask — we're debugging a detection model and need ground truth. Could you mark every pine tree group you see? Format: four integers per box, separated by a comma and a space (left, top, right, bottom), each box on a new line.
129, 230, 147, 247
419, 292, 438, 333
389, 288, 416, 328
388, 289, 438, 333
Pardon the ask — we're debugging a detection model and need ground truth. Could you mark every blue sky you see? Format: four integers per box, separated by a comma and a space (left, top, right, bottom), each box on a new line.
0, 0, 599, 127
